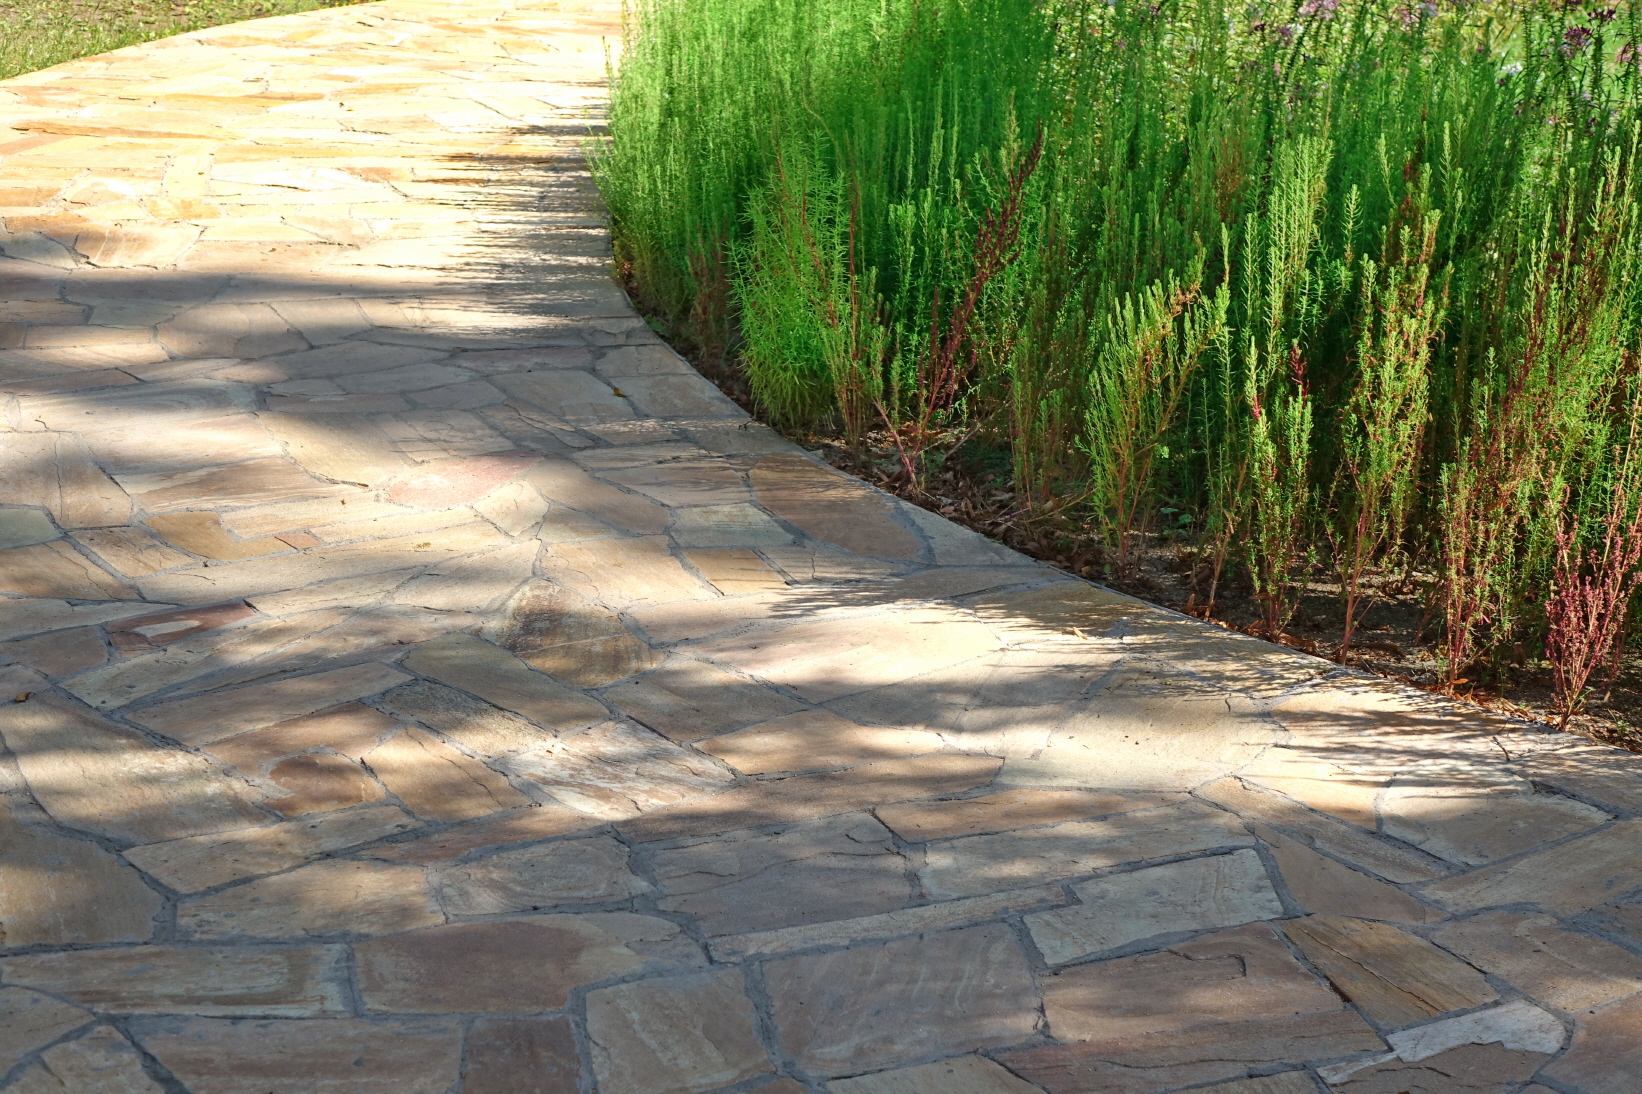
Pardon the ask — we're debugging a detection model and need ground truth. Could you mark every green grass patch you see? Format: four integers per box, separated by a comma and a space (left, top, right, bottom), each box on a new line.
0, 0, 361, 79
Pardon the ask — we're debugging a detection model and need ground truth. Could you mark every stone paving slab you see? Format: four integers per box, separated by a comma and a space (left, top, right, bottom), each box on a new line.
1, 2, 1641, 1091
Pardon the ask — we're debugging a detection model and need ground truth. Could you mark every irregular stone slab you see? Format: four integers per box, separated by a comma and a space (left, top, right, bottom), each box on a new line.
685, 547, 789, 594
129, 662, 410, 746
0, 541, 136, 599
387, 452, 539, 509
1423, 818, 1642, 914
106, 601, 258, 653
1281, 914, 1496, 1026
221, 495, 409, 539
356, 914, 703, 1013
21, 381, 250, 431
83, 414, 285, 478
0, 598, 164, 643
1380, 765, 1610, 866
502, 719, 733, 819
621, 753, 1003, 843
602, 460, 750, 508
920, 799, 1253, 900
263, 753, 386, 816
1198, 778, 1446, 884
1429, 911, 1642, 1011
586, 968, 768, 1094
1027, 850, 1284, 964
73, 527, 196, 576
0, 508, 60, 550
698, 711, 946, 774
482, 582, 664, 687
1255, 824, 1437, 923
1321, 1042, 1551, 1093
402, 632, 608, 732
0, 795, 162, 947
669, 502, 791, 547
1518, 739, 1642, 814
377, 678, 554, 756
144, 512, 286, 561
1320, 1001, 1565, 1089
123, 805, 417, 893
877, 789, 1173, 843
157, 302, 304, 358
10, 1025, 163, 1094
364, 727, 529, 822
526, 458, 670, 533
654, 813, 909, 936
464, 1016, 581, 1094
134, 1017, 462, 1094
0, 945, 347, 1016
0, 626, 106, 676
1005, 923, 1380, 1092
696, 607, 1003, 705
541, 536, 710, 606
828, 1055, 1048, 1094
367, 803, 595, 864
120, 458, 342, 512
619, 372, 743, 417
206, 702, 400, 771
0, 987, 92, 1075
437, 835, 648, 914
712, 886, 1065, 962
0, 433, 132, 529
964, 581, 1144, 640
606, 659, 805, 741
750, 453, 921, 559
471, 478, 553, 535
494, 369, 633, 422
177, 859, 441, 940
766, 924, 1037, 1078
1, 686, 261, 844
1190, 1076, 1320, 1094
1538, 991, 1642, 1094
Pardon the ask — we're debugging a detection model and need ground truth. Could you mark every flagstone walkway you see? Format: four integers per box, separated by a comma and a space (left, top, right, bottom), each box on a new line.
1, 2, 1641, 1092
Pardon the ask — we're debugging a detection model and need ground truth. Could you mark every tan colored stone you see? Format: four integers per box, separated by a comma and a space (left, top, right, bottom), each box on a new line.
156, 302, 303, 358
1539, 992, 1642, 1094
177, 859, 441, 940
1425, 818, 1642, 914
1380, 766, 1610, 866
365, 727, 529, 821
77, 222, 199, 267
751, 453, 921, 559
919, 798, 1252, 900
685, 547, 787, 594
377, 678, 553, 756
1318, 1001, 1565, 1090
1198, 778, 1445, 884
541, 536, 709, 606
697, 711, 945, 775
964, 581, 1146, 640
306, 507, 475, 545
402, 631, 608, 732
606, 659, 805, 741
481, 580, 661, 686
0, 987, 92, 1075
367, 802, 594, 864
121, 458, 342, 512
1282, 914, 1496, 1025
0, 541, 136, 599
0, 685, 261, 844
495, 369, 632, 422
437, 835, 648, 914
134, 1017, 462, 1094
1191, 1076, 1319, 1094
877, 789, 1172, 843
828, 1056, 1047, 1094
464, 1016, 581, 1094
695, 607, 1002, 704
1518, 740, 1642, 814
105, 601, 257, 652
9, 1026, 163, 1094
1028, 850, 1284, 964
356, 914, 704, 1013
0, 598, 162, 643
587, 968, 769, 1094
0, 508, 59, 550
391, 540, 538, 611
145, 511, 285, 561
206, 702, 400, 770
0, 794, 162, 946
264, 753, 385, 816
524, 458, 670, 533
129, 661, 410, 746
766, 924, 1037, 1078
502, 719, 734, 819
122, 805, 417, 893
668, 503, 790, 549
471, 478, 552, 535
1429, 911, 1642, 1011
1240, 750, 1383, 830
0, 945, 347, 1016
1256, 824, 1438, 923
1321, 1042, 1549, 1093
0, 433, 132, 529
221, 494, 408, 538
0, 626, 107, 675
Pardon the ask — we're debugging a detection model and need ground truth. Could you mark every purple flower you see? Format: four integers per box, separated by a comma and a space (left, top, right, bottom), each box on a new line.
1298, 0, 1338, 19
1562, 25, 1594, 57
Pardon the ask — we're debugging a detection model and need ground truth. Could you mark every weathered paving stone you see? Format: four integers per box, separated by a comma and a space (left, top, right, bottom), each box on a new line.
541, 536, 711, 606
1254, 824, 1439, 924
1537, 991, 1642, 1094
501, 719, 734, 819
1318, 1001, 1565, 1091
920, 798, 1252, 900
392, 540, 539, 611
0, 795, 163, 946
133, 1017, 462, 1094
877, 789, 1180, 843
526, 458, 671, 533
0, 626, 107, 676
1001, 923, 1382, 1094
206, 702, 400, 771
1026, 849, 1283, 964
1192, 1077, 1321, 1094
750, 453, 922, 559
0, 945, 348, 1016
685, 546, 789, 594
605, 659, 805, 741
0, 988, 92, 1074
1517, 739, 1642, 814
0, 541, 137, 599
828, 1055, 1049, 1094
602, 460, 751, 507
106, 601, 258, 653
355, 914, 704, 1013
1379, 765, 1611, 866
401, 632, 609, 732
262, 753, 386, 816
122, 805, 419, 893
144, 512, 287, 561
177, 859, 441, 940
8, 1025, 163, 1094
73, 527, 197, 576
1423, 817, 1642, 914
653, 813, 909, 935
1429, 910, 1642, 1011
669, 502, 792, 548
0, 599, 164, 644
0, 433, 132, 529
1281, 914, 1497, 1026
586, 968, 769, 1094
363, 727, 529, 821
0, 508, 60, 550
366, 803, 595, 864
481, 580, 664, 687
377, 678, 556, 756
767, 924, 1037, 1077
464, 1016, 582, 1094
436, 835, 649, 913
130, 662, 411, 746
697, 710, 946, 774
